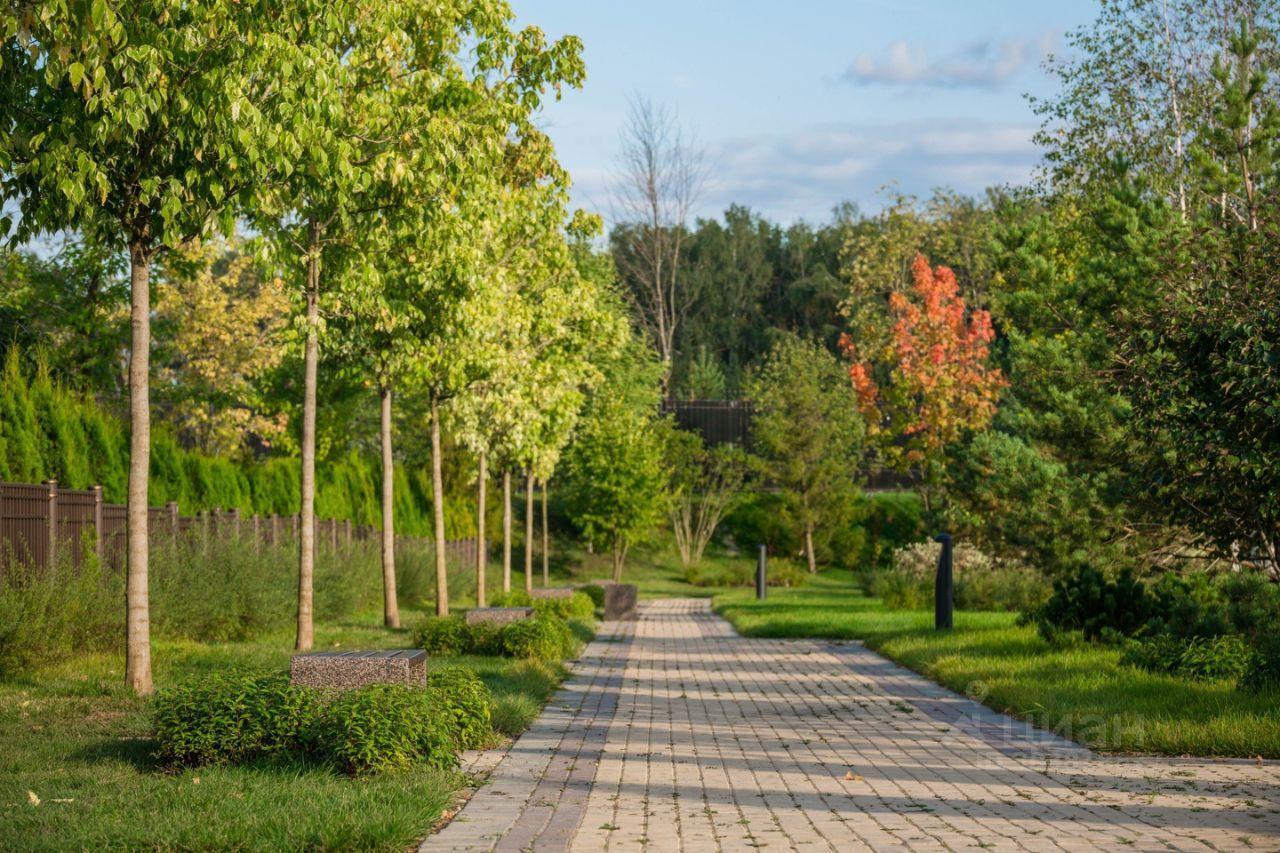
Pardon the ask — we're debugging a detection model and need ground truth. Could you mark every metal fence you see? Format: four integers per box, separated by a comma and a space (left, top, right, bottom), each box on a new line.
660, 399, 754, 446
0, 479, 476, 573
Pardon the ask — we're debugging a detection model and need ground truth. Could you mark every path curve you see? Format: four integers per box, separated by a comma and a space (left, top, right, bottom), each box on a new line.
425, 599, 1280, 852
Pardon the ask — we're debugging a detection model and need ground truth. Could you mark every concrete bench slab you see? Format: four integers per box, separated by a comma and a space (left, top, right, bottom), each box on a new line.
466, 606, 534, 626
530, 587, 576, 600
290, 649, 426, 690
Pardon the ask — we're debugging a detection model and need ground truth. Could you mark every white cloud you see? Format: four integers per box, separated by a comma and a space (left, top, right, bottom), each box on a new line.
842, 32, 1056, 89
694, 119, 1041, 222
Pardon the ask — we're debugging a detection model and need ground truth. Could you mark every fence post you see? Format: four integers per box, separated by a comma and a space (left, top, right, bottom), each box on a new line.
934, 532, 954, 631
92, 485, 104, 566
167, 502, 179, 548
292, 513, 299, 540
330, 518, 338, 551
344, 518, 352, 547
44, 479, 57, 569
756, 544, 767, 601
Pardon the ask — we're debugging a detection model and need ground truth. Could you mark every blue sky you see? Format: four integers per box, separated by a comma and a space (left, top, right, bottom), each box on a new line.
515, 0, 1100, 225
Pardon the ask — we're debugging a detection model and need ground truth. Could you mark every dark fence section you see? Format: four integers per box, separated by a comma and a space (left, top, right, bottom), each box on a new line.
0, 480, 475, 573
660, 399, 754, 446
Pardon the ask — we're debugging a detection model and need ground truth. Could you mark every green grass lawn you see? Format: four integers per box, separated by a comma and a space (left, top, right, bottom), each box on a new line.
714, 570, 1280, 758
560, 542, 746, 599
0, 611, 567, 851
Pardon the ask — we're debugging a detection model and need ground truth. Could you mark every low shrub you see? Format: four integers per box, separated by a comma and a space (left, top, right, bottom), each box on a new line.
466, 619, 506, 657
315, 683, 455, 775
578, 584, 606, 609
871, 541, 1044, 612
681, 557, 807, 589
152, 672, 320, 766
860, 491, 925, 569
501, 615, 574, 661
1120, 635, 1253, 682
1241, 633, 1280, 694
491, 589, 596, 623
1032, 563, 1151, 640
426, 667, 492, 750
412, 616, 473, 656
0, 552, 121, 678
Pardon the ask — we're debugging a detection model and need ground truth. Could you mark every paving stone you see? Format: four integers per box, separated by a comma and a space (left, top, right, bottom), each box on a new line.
423, 600, 1280, 852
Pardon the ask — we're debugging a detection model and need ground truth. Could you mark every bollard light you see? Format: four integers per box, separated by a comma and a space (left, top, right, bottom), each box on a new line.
934, 532, 953, 630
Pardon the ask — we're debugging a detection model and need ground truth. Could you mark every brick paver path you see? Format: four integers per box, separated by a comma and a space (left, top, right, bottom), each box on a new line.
425, 599, 1280, 852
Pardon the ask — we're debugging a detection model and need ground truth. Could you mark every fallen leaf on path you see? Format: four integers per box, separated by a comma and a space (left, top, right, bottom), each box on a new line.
26, 791, 39, 806
844, 771, 863, 782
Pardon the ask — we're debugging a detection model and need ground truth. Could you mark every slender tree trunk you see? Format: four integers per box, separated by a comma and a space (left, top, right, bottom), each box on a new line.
125, 242, 153, 696
524, 471, 534, 594
502, 470, 512, 593
540, 480, 549, 586
475, 452, 488, 608
296, 221, 321, 652
612, 540, 627, 583
379, 385, 399, 628
430, 400, 449, 616
804, 522, 817, 574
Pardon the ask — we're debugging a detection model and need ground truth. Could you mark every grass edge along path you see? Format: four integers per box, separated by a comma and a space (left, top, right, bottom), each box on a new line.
713, 571, 1280, 759
0, 613, 571, 852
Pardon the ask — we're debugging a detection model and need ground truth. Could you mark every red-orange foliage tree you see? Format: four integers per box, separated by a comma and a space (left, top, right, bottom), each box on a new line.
840, 254, 1004, 512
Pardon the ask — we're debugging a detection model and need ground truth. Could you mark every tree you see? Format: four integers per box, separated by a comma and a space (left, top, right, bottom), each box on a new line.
842, 255, 1003, 515
561, 340, 666, 579
610, 97, 706, 393
745, 334, 865, 572
1, 2, 312, 693
153, 236, 289, 458
662, 425, 746, 568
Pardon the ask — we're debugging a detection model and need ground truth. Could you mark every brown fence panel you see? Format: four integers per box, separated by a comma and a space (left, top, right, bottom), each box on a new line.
55, 487, 99, 569
101, 503, 128, 570
0, 482, 54, 571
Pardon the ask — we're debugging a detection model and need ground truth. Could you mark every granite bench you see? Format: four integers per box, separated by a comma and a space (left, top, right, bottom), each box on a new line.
530, 587, 576, 600
289, 649, 427, 689
581, 580, 638, 621
465, 606, 534, 626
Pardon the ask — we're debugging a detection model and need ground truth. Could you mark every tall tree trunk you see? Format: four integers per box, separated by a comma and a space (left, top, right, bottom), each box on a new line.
502, 470, 512, 593
125, 242, 153, 696
296, 221, 321, 652
475, 452, 488, 608
540, 479, 549, 587
804, 522, 817, 574
524, 471, 534, 594
379, 384, 399, 628
430, 400, 449, 616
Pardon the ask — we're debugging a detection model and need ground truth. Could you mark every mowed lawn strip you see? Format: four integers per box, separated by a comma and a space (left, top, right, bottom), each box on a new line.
0, 614, 566, 851
714, 571, 1280, 758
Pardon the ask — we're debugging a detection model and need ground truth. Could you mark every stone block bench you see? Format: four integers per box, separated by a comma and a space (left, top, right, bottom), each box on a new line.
581, 580, 638, 621
290, 649, 427, 689
530, 587, 576, 600
465, 606, 534, 626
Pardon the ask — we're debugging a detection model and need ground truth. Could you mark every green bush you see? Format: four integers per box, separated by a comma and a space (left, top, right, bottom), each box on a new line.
1032, 563, 1151, 640
532, 592, 595, 622
426, 667, 492, 750
501, 615, 574, 661
1241, 633, 1280, 694
315, 684, 455, 775
681, 558, 807, 588
0, 553, 121, 678
578, 584, 606, 609
488, 589, 532, 607
870, 569, 931, 610
152, 673, 320, 767
1120, 635, 1253, 682
412, 616, 473, 656
466, 619, 506, 657
860, 492, 925, 568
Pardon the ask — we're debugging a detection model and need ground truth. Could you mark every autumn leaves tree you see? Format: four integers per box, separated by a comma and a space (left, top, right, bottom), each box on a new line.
841, 254, 1004, 515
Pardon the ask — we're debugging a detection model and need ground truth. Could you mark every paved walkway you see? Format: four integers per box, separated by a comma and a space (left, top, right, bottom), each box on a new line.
425, 599, 1280, 852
